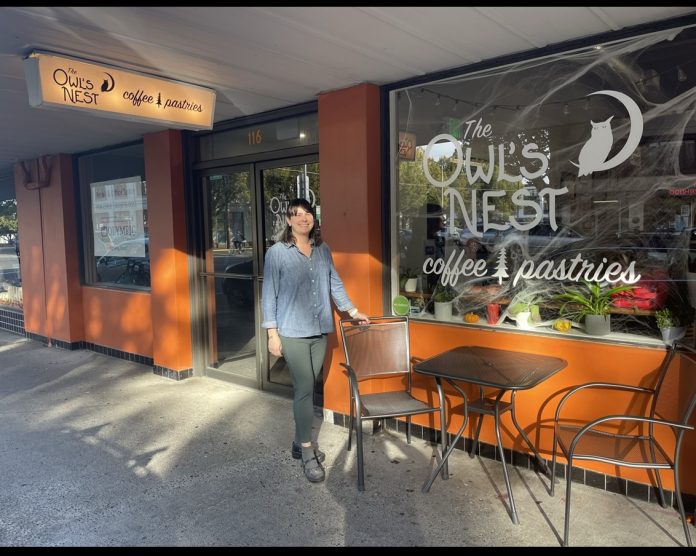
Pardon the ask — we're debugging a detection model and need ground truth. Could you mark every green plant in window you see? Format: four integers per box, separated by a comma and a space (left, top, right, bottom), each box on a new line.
556, 281, 634, 321
655, 307, 678, 329
432, 282, 457, 303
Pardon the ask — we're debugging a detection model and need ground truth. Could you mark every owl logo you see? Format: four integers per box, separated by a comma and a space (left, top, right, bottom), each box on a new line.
569, 90, 643, 177
571, 116, 614, 177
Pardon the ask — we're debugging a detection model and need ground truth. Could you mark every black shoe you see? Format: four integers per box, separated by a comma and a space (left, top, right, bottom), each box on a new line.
292, 441, 326, 463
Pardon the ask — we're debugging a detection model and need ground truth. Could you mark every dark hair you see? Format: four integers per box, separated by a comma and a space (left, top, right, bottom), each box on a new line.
282, 198, 322, 246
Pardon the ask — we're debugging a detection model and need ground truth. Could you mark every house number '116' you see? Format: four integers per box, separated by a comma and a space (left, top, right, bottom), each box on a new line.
248, 129, 263, 145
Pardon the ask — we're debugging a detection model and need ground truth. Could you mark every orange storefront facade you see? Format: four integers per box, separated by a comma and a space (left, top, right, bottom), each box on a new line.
7, 21, 696, 509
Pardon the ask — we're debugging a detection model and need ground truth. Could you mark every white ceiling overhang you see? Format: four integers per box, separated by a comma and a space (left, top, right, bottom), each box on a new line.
1, 6, 695, 198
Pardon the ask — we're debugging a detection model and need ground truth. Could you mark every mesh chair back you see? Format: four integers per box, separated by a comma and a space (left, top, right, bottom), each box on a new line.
653, 343, 696, 427
340, 317, 410, 380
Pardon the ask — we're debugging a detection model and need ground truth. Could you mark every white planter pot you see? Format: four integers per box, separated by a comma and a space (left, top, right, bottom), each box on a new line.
434, 301, 453, 320
515, 311, 532, 329
661, 326, 686, 345
584, 314, 611, 336
404, 277, 418, 292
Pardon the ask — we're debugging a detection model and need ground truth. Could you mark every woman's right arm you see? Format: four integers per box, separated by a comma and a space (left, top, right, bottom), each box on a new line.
261, 246, 283, 356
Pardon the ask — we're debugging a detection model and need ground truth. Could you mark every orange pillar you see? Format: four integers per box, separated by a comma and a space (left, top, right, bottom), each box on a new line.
144, 130, 193, 376
318, 83, 382, 413
14, 154, 84, 344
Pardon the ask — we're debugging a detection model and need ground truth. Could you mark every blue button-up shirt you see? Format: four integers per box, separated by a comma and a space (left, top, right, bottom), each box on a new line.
262, 240, 355, 338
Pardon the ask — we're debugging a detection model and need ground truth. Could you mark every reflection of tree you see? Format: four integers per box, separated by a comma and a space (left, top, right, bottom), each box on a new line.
209, 173, 250, 249
0, 199, 18, 240
399, 127, 552, 230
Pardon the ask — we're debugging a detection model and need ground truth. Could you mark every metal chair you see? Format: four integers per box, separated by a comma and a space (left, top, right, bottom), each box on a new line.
551, 342, 696, 546
339, 316, 447, 491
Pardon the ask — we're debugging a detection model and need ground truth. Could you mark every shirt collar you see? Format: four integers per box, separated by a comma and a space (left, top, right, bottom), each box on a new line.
283, 238, 315, 249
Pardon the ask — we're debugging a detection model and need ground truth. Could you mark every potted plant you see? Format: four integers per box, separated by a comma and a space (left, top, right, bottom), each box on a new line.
507, 292, 541, 329
432, 282, 457, 320
400, 267, 418, 292
556, 281, 633, 336
655, 307, 687, 345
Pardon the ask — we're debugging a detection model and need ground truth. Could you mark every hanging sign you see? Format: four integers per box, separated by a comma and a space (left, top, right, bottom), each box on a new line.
24, 51, 216, 130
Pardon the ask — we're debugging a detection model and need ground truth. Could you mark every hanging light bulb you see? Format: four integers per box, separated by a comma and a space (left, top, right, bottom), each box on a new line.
563, 102, 570, 116
435, 95, 441, 106
677, 66, 687, 82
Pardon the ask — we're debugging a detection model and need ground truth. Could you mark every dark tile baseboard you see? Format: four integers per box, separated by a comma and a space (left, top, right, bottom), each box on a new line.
1, 323, 191, 381
331, 411, 696, 515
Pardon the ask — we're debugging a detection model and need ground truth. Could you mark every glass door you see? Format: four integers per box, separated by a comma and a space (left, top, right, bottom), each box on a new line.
201, 167, 258, 386
195, 157, 319, 391
258, 158, 320, 391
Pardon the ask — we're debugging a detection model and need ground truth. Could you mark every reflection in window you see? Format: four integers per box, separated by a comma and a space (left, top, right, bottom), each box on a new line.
78, 143, 150, 289
392, 25, 696, 342
0, 199, 21, 308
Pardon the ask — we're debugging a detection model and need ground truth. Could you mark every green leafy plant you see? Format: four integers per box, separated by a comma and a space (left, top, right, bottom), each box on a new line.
507, 291, 540, 317
556, 281, 634, 321
399, 267, 419, 289
655, 307, 678, 329
432, 282, 457, 302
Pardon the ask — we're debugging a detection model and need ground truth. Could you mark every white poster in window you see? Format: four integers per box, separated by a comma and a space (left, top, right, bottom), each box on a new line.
91, 176, 147, 256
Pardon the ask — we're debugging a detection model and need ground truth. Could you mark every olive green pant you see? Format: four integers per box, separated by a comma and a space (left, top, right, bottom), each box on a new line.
280, 334, 327, 444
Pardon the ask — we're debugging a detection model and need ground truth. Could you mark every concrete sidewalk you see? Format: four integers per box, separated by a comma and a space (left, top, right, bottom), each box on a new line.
0, 328, 691, 546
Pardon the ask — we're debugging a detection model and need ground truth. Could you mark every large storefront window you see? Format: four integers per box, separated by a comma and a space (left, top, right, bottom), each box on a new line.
77, 143, 149, 289
391, 25, 696, 343
0, 199, 21, 308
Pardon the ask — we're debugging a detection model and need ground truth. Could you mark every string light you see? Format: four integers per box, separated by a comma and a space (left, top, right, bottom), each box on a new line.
563, 103, 570, 116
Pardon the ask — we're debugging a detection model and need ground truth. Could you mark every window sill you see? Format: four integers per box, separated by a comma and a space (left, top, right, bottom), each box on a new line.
409, 311, 670, 349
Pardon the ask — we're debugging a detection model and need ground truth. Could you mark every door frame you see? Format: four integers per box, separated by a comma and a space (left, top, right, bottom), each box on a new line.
189, 154, 319, 395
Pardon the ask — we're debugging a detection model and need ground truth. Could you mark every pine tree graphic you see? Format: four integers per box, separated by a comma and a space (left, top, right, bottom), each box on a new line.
156, 93, 162, 107
492, 247, 509, 285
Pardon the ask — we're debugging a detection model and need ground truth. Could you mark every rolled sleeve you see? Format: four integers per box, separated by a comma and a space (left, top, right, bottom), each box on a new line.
261, 246, 280, 329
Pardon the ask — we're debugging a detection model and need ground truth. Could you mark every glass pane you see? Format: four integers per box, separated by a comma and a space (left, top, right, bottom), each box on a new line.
204, 170, 256, 379
78, 143, 150, 289
0, 204, 21, 309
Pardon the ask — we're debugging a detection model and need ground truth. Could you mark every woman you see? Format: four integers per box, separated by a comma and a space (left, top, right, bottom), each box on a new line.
262, 198, 369, 483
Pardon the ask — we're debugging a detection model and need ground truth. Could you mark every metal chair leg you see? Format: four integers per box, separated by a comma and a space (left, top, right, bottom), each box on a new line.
406, 416, 412, 444
347, 395, 355, 452
675, 464, 693, 547
356, 417, 365, 491
563, 456, 573, 546
550, 434, 558, 496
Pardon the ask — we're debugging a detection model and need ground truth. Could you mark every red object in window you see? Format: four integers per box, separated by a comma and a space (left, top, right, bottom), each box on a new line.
611, 271, 668, 310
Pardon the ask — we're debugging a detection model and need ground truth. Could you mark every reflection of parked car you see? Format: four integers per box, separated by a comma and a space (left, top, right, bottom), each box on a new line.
222, 258, 253, 309
96, 237, 150, 286
458, 221, 585, 267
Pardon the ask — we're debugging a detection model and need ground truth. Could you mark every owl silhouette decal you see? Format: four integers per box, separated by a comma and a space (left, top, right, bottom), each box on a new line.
572, 116, 614, 177
569, 91, 643, 177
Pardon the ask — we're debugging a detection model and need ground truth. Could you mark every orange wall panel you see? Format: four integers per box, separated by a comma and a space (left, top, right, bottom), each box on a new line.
82, 287, 152, 357
144, 130, 192, 371
318, 83, 383, 414
14, 154, 84, 342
